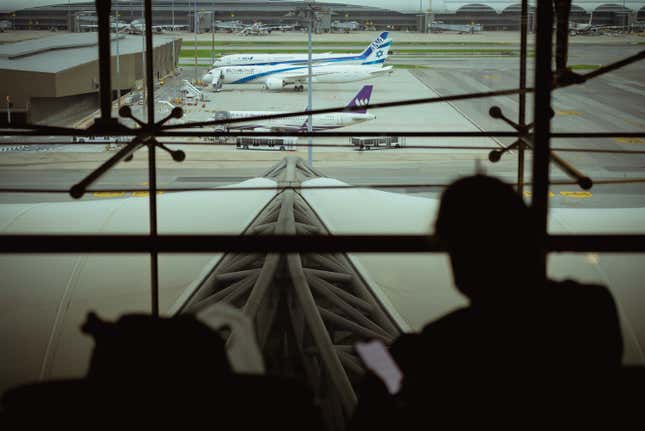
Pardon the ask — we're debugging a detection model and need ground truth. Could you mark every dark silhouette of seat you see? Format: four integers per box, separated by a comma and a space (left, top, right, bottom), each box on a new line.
1, 312, 322, 430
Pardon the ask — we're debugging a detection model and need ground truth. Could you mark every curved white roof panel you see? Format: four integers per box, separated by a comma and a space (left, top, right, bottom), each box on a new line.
0, 178, 277, 394
1, 0, 431, 14
3, 1, 644, 14
1, 176, 644, 395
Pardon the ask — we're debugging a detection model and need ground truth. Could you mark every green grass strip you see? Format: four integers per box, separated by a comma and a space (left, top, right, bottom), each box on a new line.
180, 48, 521, 57
181, 40, 515, 47
569, 64, 601, 70
391, 64, 431, 69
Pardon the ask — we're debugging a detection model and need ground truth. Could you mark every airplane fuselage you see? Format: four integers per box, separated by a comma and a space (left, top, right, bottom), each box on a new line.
218, 110, 375, 132
210, 64, 390, 86
214, 52, 367, 68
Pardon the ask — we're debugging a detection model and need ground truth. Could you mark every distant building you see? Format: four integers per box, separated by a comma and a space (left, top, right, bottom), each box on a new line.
2, 1, 644, 31
0, 32, 180, 125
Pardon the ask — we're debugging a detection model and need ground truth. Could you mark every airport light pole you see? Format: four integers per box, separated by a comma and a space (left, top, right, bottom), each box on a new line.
194, 0, 198, 82
306, 2, 314, 167
116, 1, 121, 108
142, 7, 146, 121
623, 0, 627, 30
6, 96, 11, 125
171, 0, 175, 71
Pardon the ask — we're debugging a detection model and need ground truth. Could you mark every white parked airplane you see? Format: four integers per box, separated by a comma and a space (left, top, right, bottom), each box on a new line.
212, 85, 375, 132
237, 22, 296, 36
566, 12, 624, 36
79, 18, 187, 34
213, 20, 246, 32
128, 19, 187, 34
203, 38, 392, 92
212, 31, 391, 67
79, 21, 130, 32
205, 62, 392, 92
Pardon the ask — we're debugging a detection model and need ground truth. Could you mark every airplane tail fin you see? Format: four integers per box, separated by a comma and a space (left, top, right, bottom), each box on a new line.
345, 85, 373, 114
297, 117, 310, 132
361, 31, 392, 65
360, 32, 389, 57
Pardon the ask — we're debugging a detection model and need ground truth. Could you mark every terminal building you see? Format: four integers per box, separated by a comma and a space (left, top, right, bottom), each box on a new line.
2, 1, 645, 32
0, 32, 180, 125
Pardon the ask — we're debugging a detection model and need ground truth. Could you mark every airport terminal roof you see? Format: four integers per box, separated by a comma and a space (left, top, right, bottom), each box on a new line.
3, 0, 414, 14
1, 175, 644, 393
3, 1, 644, 15
0, 32, 178, 73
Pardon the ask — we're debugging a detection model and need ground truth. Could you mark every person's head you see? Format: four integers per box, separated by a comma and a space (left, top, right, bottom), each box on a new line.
435, 175, 540, 304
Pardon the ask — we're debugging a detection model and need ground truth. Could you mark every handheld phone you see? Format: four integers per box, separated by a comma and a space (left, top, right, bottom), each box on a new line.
355, 340, 403, 395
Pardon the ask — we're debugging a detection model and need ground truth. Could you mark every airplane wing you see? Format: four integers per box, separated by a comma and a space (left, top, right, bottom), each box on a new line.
368, 66, 394, 76
277, 69, 340, 83
163, 24, 188, 31
148, 24, 187, 33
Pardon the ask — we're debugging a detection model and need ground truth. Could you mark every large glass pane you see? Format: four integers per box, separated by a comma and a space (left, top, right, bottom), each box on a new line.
1, 1, 643, 418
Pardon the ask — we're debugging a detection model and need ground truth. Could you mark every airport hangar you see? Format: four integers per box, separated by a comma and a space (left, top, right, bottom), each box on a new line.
3, 1, 645, 32
0, 32, 180, 125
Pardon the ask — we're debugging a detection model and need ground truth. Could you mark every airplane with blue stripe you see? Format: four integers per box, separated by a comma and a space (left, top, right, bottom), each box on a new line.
203, 37, 393, 92
212, 32, 392, 68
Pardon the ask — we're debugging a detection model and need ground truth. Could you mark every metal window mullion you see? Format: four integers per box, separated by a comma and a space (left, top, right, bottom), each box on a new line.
144, 0, 159, 317
96, 0, 112, 123
2, 234, 645, 253
517, 0, 529, 196
531, 0, 554, 283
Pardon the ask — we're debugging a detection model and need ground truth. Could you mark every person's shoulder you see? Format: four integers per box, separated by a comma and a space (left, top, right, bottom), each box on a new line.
420, 307, 476, 335
394, 308, 476, 352
547, 279, 615, 304
544, 279, 620, 335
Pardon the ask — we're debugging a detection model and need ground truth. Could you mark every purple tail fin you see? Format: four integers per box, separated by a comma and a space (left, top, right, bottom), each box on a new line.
345, 85, 373, 113
297, 117, 309, 132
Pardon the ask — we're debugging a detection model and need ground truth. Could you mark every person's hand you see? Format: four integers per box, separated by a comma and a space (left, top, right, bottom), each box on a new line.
350, 370, 398, 431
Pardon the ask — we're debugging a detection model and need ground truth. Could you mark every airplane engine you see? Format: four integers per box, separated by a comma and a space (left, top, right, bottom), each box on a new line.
264, 77, 286, 91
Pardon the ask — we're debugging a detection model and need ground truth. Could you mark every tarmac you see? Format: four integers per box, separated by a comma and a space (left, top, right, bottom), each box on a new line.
0, 29, 644, 211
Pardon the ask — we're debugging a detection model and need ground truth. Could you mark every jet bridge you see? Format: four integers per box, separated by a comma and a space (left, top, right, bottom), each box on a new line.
177, 156, 401, 429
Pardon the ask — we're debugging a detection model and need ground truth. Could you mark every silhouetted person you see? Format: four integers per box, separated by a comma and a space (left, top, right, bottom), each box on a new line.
392, 175, 622, 377
352, 175, 625, 430
2, 312, 321, 430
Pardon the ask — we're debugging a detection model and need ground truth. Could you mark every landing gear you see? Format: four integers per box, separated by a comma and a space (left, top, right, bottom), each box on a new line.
295, 85, 304, 92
